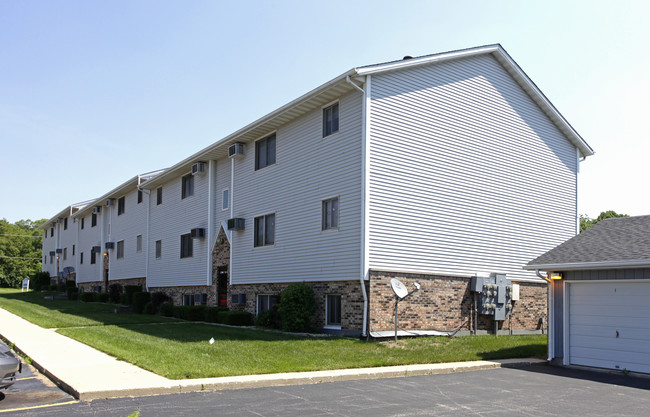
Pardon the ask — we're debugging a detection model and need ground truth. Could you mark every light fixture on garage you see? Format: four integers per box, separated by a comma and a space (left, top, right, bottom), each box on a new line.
550, 273, 563, 280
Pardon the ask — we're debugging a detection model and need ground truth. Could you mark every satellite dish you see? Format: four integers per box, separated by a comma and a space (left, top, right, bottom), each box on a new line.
63, 266, 75, 276
390, 278, 408, 299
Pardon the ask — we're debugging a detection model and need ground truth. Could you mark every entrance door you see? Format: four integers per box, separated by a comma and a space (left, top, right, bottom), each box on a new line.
217, 266, 228, 307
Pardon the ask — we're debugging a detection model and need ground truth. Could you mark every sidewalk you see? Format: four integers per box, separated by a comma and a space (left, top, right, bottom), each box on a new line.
0, 307, 545, 401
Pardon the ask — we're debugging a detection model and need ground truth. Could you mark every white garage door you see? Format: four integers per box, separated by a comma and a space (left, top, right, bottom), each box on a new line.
568, 281, 650, 373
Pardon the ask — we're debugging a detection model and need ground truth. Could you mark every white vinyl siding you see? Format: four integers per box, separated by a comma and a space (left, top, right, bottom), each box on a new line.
568, 281, 650, 374
76, 213, 102, 283
227, 90, 363, 285
108, 188, 148, 280
148, 171, 209, 287
367, 54, 578, 281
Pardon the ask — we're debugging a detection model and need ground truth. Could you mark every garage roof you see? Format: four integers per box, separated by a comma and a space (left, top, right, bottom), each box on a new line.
525, 215, 650, 271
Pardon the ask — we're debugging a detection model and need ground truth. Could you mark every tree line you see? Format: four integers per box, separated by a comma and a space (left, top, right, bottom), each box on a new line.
0, 218, 46, 287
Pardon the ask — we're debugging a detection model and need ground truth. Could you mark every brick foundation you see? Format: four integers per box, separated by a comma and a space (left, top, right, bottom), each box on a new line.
78, 277, 146, 293
368, 270, 547, 334
148, 284, 216, 306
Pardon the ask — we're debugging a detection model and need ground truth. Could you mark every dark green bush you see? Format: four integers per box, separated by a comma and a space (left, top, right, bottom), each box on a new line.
132, 292, 151, 314
172, 305, 207, 321
119, 293, 129, 305
123, 285, 142, 304
57, 283, 66, 292
66, 287, 79, 300
97, 292, 109, 303
143, 302, 155, 315
159, 302, 174, 317
108, 284, 123, 303
31, 271, 51, 291
218, 310, 253, 326
204, 306, 228, 323
150, 292, 171, 311
79, 292, 96, 302
65, 280, 77, 289
278, 283, 316, 332
48, 285, 58, 291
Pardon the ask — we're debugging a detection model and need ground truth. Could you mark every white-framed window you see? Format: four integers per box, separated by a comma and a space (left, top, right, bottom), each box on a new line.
182, 174, 194, 199
257, 294, 279, 315
156, 187, 163, 205
117, 240, 125, 259
155, 240, 162, 259
255, 134, 276, 170
180, 234, 193, 258
80, 252, 83, 264
326, 294, 342, 328
254, 213, 275, 247
63, 247, 67, 261
222, 188, 229, 211
136, 235, 142, 253
63, 217, 68, 230
72, 245, 75, 256
323, 102, 339, 137
322, 197, 339, 230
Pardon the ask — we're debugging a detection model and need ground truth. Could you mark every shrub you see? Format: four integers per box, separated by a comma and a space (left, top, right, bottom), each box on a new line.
143, 302, 155, 315
48, 285, 58, 291
66, 287, 79, 301
119, 293, 129, 305
218, 310, 253, 326
204, 306, 228, 323
108, 284, 123, 304
57, 283, 66, 292
31, 271, 50, 292
278, 283, 316, 332
65, 280, 77, 289
150, 292, 171, 312
159, 302, 174, 317
123, 285, 142, 304
132, 292, 151, 314
97, 293, 109, 303
255, 306, 281, 329
79, 292, 96, 302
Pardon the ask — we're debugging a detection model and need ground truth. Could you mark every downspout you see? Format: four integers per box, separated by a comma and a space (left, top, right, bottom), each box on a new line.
207, 160, 216, 286
138, 177, 151, 291
537, 269, 553, 361
346, 74, 369, 338
229, 156, 235, 286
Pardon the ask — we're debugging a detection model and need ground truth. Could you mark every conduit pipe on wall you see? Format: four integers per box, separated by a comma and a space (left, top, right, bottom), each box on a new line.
346, 74, 369, 337
138, 177, 151, 291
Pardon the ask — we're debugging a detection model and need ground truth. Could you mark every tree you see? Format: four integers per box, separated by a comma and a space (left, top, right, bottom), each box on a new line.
579, 210, 629, 233
0, 218, 46, 287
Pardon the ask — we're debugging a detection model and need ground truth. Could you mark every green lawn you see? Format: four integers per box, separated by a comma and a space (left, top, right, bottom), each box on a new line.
0, 288, 546, 379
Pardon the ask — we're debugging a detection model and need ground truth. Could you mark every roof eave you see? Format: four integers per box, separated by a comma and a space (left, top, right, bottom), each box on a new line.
524, 259, 650, 271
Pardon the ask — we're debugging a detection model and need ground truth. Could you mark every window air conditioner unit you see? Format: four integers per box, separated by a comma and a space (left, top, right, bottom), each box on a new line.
231, 293, 247, 305
228, 142, 245, 158
105, 242, 115, 250
49, 251, 56, 257
227, 218, 245, 230
56, 248, 63, 254
106, 199, 115, 206
56, 218, 63, 224
191, 162, 206, 175
190, 228, 206, 239
91, 246, 101, 253
50, 222, 56, 228
194, 293, 208, 305
93, 206, 102, 214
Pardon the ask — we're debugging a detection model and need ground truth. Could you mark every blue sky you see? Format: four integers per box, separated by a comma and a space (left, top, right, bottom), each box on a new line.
1, 0, 649, 223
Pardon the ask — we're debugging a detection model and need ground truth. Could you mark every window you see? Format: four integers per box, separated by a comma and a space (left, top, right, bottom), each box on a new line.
181, 174, 194, 199
63, 217, 68, 230
326, 294, 342, 327
72, 245, 75, 256
136, 235, 142, 253
182, 294, 194, 306
257, 294, 279, 314
117, 196, 125, 215
137, 190, 143, 204
63, 247, 67, 261
91, 213, 97, 227
90, 250, 96, 264
155, 240, 162, 259
323, 102, 339, 137
222, 188, 229, 211
156, 187, 163, 205
254, 214, 275, 247
81, 217, 85, 229
322, 197, 339, 230
180, 234, 193, 258
50, 228, 53, 237
80, 252, 84, 264
117, 240, 124, 259
255, 134, 276, 170
50, 254, 54, 263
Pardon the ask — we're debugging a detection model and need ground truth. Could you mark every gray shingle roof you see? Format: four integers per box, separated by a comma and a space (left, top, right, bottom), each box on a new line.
526, 215, 650, 270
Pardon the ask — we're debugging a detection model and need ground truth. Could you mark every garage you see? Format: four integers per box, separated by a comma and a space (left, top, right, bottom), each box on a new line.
568, 281, 650, 373
526, 215, 650, 374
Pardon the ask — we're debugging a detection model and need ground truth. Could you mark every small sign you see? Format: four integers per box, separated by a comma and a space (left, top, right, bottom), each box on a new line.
21, 278, 30, 292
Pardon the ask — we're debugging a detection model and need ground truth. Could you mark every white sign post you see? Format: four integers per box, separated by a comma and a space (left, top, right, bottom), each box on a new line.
21, 278, 30, 292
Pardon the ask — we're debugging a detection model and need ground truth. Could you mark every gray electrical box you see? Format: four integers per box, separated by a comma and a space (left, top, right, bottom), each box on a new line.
471, 273, 513, 321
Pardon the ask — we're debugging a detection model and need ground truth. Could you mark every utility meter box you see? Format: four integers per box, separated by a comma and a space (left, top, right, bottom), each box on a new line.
471, 273, 514, 321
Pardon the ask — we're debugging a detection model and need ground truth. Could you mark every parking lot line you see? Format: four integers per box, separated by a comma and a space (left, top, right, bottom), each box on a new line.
0, 400, 79, 414
14, 376, 38, 381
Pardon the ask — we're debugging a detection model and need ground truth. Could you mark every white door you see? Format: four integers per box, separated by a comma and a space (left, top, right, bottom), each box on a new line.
568, 281, 650, 374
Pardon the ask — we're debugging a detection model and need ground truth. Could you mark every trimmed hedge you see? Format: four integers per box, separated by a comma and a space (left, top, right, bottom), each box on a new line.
172, 305, 207, 321
108, 284, 123, 304
132, 292, 151, 314
31, 271, 51, 292
143, 302, 155, 315
67, 287, 79, 301
150, 292, 171, 312
204, 306, 228, 323
123, 285, 142, 305
97, 293, 109, 303
278, 282, 316, 332
217, 310, 253, 326
159, 302, 174, 317
79, 292, 96, 302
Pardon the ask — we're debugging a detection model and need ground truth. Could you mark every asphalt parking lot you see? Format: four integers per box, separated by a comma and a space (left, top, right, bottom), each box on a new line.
0, 360, 76, 414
